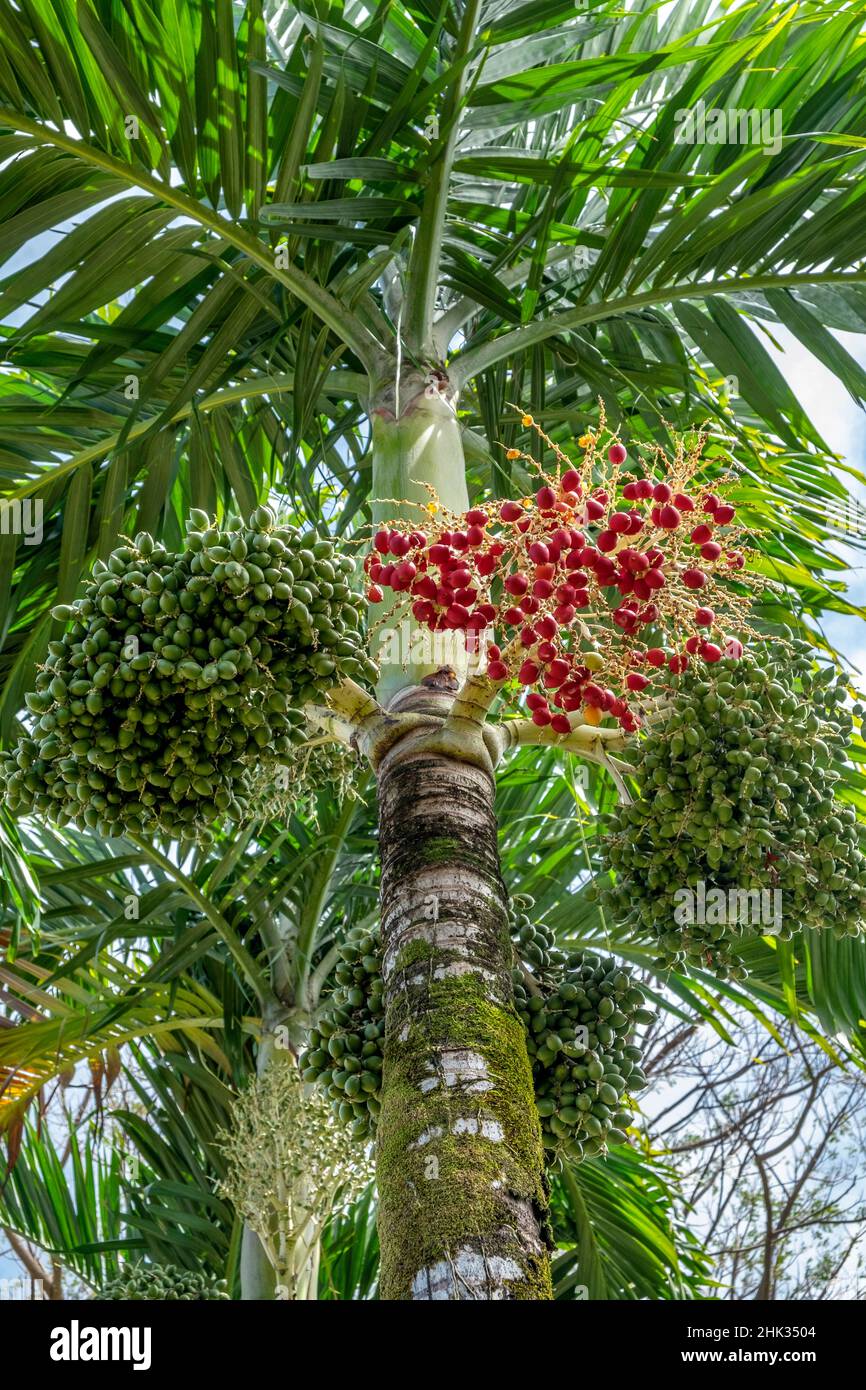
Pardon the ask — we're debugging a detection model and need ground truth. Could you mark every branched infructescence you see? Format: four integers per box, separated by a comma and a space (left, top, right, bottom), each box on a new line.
365, 410, 765, 735
98, 1265, 230, 1301
600, 641, 866, 978
300, 896, 653, 1164
0, 506, 376, 842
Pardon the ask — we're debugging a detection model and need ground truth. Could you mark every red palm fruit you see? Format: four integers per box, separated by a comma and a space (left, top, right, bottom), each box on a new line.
595, 489, 610, 505
668, 653, 689, 673
695, 606, 714, 626
650, 506, 662, 526
409, 530, 426, 546
617, 573, 635, 594
620, 712, 639, 732
367, 584, 384, 602
550, 713, 571, 734
700, 541, 722, 561
703, 492, 721, 513
690, 523, 713, 545
561, 690, 583, 712
436, 586, 454, 606
467, 524, 485, 546
639, 603, 659, 624
389, 532, 411, 556
414, 574, 438, 599
428, 542, 451, 564
622, 481, 639, 500
526, 692, 548, 711
627, 512, 644, 534
488, 644, 502, 661
572, 590, 590, 609
500, 500, 523, 522
683, 568, 708, 589
369, 560, 383, 581
503, 606, 524, 625
561, 468, 582, 493
489, 541, 506, 557
633, 577, 651, 600
528, 540, 550, 564
626, 550, 648, 571
536, 486, 557, 510
645, 647, 666, 667
556, 583, 577, 603
646, 547, 664, 565
565, 550, 586, 571
554, 604, 576, 623
446, 603, 470, 628
537, 615, 558, 639
454, 587, 477, 606
608, 443, 627, 464
645, 567, 665, 590
659, 504, 682, 529
487, 659, 508, 681
477, 603, 496, 622
584, 682, 604, 704
521, 595, 541, 614
578, 545, 598, 565
597, 530, 618, 553
532, 708, 552, 726
412, 599, 434, 622
609, 511, 632, 533
674, 493, 695, 511
394, 560, 417, 586
504, 572, 529, 596
537, 640, 557, 661
466, 508, 488, 526
713, 503, 736, 524
449, 566, 472, 587
727, 553, 745, 570
517, 517, 532, 533
635, 479, 654, 499
701, 642, 722, 662
452, 531, 470, 550
584, 497, 606, 521
653, 482, 672, 503
373, 530, 390, 554
724, 637, 744, 658
545, 658, 571, 686
521, 626, 538, 647
534, 563, 556, 583
626, 672, 649, 692
379, 563, 396, 586
533, 578, 554, 599
550, 527, 572, 550
476, 552, 497, 576
519, 659, 540, 684
609, 698, 627, 718
685, 635, 701, 654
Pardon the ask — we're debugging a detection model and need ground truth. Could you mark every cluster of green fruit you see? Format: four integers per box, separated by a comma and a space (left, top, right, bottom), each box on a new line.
301, 899, 652, 1163
509, 896, 651, 1162
98, 1263, 230, 1300
301, 924, 384, 1141
601, 641, 866, 977
0, 507, 375, 842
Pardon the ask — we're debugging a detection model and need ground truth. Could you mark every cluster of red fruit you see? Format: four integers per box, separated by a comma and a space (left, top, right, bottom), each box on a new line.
364, 427, 749, 735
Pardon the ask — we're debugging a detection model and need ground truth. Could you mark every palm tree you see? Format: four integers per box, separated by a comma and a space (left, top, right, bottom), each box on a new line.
1, 0, 866, 1299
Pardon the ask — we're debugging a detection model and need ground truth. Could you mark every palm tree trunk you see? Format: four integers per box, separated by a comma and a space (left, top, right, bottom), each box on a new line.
374, 680, 552, 1300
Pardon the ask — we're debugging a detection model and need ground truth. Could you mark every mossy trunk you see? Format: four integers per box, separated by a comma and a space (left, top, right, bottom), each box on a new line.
375, 685, 553, 1300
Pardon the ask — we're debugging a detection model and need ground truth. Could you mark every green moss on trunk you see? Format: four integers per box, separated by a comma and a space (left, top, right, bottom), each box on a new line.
376, 724, 553, 1300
